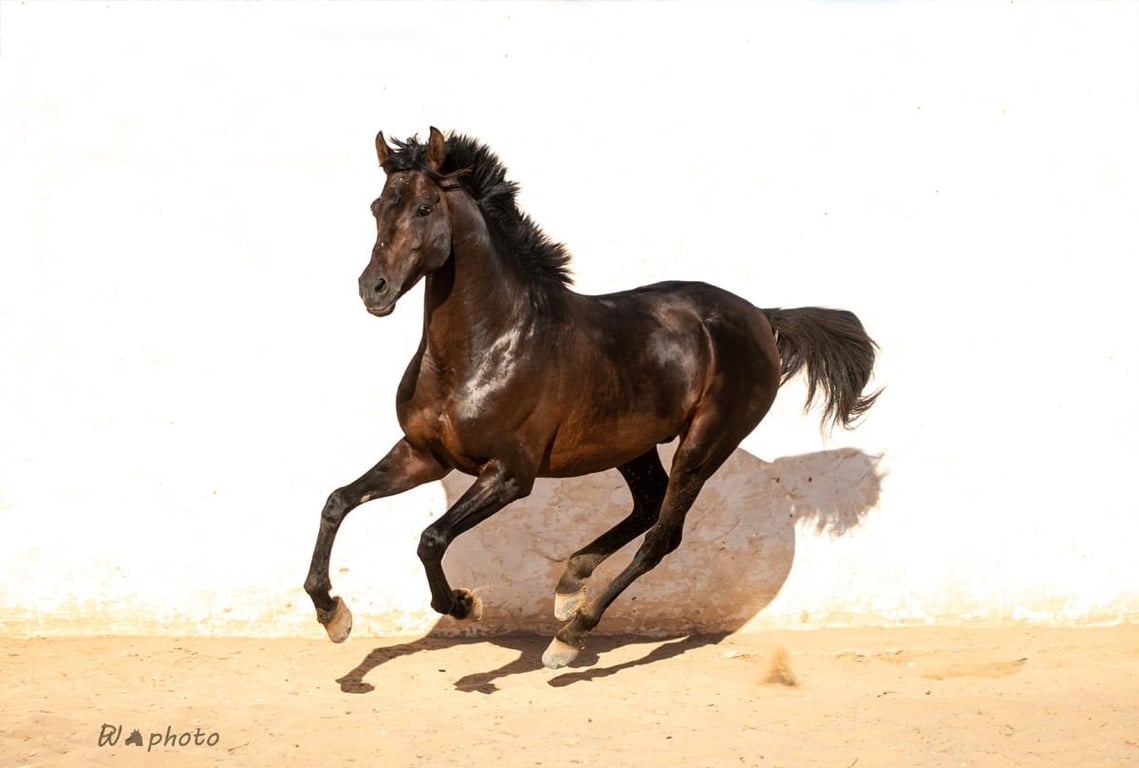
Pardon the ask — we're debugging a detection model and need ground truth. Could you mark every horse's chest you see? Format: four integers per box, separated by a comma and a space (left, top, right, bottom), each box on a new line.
397, 362, 519, 471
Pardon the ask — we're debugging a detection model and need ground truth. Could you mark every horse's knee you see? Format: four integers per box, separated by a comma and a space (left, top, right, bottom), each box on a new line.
321, 488, 353, 523
492, 468, 533, 503
417, 526, 446, 563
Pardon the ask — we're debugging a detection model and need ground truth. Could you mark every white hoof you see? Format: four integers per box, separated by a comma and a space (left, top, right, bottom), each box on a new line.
324, 596, 353, 643
542, 637, 581, 669
553, 589, 585, 621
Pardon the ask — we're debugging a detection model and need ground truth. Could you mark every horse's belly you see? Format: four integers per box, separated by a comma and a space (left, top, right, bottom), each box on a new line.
540, 409, 682, 477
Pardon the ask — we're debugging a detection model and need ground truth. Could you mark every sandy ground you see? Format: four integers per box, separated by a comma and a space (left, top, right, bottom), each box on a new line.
3, 625, 1137, 767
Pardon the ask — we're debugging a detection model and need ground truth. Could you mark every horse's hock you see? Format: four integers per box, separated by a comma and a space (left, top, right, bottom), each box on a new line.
439, 445, 883, 636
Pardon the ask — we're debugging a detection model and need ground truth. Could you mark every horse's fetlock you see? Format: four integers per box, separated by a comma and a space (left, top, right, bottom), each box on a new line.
303, 574, 327, 598
303, 578, 318, 597
557, 569, 585, 594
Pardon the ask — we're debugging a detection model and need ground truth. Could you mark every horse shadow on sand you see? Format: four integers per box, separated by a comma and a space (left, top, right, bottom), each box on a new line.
337, 444, 883, 693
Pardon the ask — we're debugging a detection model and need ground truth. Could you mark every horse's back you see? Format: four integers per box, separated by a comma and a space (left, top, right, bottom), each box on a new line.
534, 281, 780, 475
587, 280, 779, 379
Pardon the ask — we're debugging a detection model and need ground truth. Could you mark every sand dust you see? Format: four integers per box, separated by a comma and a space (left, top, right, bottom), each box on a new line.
3, 625, 1137, 767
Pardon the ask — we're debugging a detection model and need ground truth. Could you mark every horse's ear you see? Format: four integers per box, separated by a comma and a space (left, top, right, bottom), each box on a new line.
375, 131, 391, 168
426, 126, 446, 172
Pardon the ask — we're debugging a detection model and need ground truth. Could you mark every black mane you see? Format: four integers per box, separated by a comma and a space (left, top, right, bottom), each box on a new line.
381, 132, 574, 288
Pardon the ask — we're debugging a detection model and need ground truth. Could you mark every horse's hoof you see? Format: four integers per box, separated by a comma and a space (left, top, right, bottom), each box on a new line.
542, 637, 581, 669
320, 596, 353, 643
553, 589, 586, 621
452, 588, 484, 622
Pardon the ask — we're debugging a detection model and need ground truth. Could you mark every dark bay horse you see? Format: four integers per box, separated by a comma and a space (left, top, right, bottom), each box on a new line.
304, 127, 880, 668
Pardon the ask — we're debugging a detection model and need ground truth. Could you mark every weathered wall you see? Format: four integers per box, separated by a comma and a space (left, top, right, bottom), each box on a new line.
2, 2, 1137, 638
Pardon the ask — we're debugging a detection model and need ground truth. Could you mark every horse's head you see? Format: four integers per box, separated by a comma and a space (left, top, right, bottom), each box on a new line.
359, 127, 455, 317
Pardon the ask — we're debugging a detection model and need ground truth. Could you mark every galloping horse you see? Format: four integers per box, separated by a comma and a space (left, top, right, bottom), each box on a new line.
304, 127, 880, 668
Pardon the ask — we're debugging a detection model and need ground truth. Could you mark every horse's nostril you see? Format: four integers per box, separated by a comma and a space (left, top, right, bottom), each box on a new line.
374, 279, 389, 296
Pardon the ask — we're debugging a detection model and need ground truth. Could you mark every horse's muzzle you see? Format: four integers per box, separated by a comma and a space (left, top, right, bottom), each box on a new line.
360, 275, 397, 317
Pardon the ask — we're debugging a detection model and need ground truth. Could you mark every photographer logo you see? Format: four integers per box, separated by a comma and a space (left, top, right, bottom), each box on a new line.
98, 723, 220, 751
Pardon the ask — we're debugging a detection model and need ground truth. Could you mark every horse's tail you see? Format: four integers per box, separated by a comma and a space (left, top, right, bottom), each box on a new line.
762, 307, 882, 430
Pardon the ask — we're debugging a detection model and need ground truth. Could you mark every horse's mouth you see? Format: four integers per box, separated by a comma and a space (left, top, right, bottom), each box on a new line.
366, 304, 396, 317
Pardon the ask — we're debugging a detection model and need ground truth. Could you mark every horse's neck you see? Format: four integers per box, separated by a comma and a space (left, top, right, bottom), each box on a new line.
422, 200, 533, 362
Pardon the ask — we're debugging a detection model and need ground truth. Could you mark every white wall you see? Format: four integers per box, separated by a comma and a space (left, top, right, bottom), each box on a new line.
2, 1, 1137, 638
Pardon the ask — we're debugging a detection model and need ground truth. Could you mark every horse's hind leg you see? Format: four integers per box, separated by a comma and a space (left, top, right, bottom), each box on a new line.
542, 419, 743, 669
304, 438, 447, 642
553, 448, 669, 620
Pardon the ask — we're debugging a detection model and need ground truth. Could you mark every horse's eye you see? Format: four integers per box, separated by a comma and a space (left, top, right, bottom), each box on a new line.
415, 204, 432, 217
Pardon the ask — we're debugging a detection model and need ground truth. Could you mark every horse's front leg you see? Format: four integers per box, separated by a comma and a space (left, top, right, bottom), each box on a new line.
417, 459, 534, 621
304, 438, 448, 642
